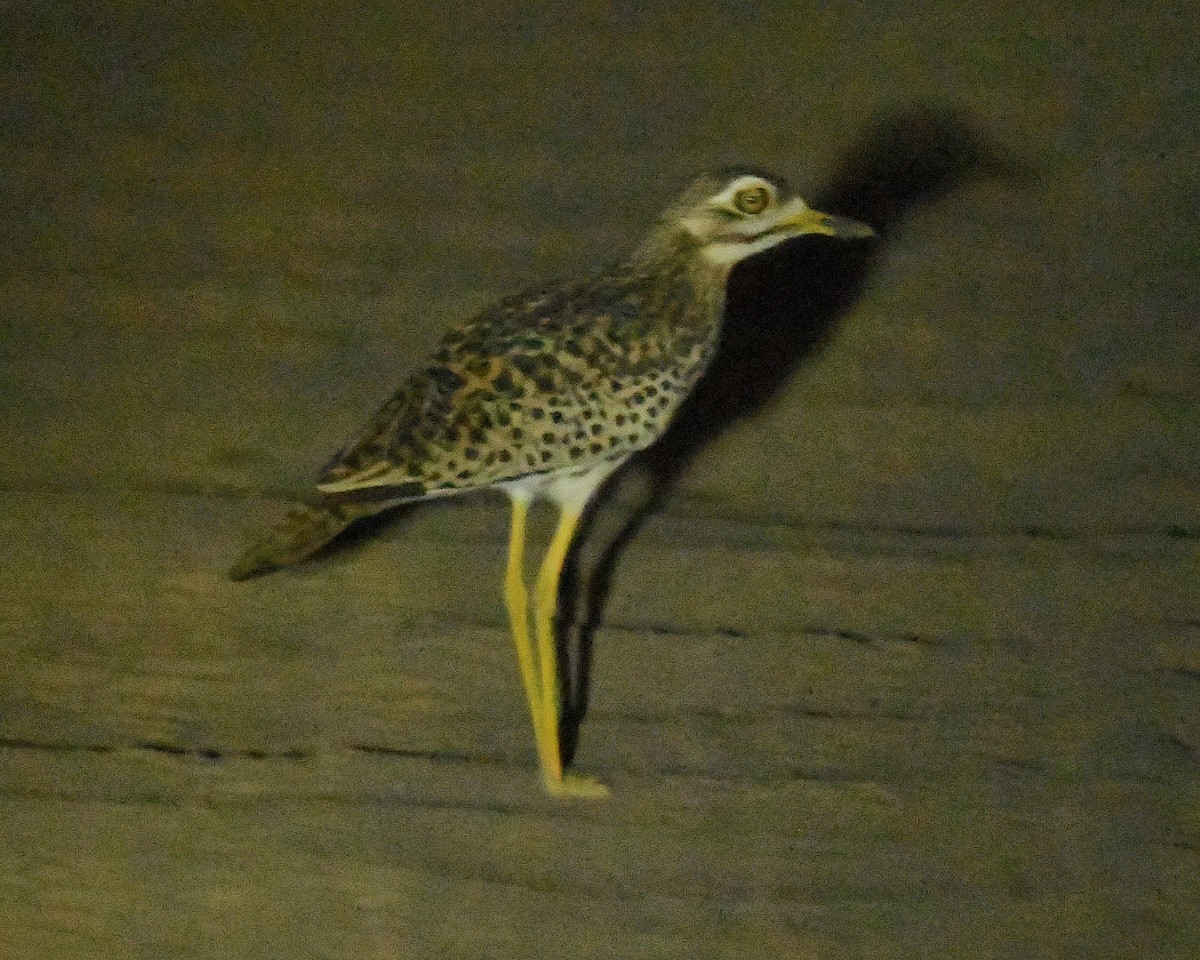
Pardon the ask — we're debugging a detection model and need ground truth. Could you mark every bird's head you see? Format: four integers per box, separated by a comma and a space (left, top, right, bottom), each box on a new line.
642, 168, 874, 269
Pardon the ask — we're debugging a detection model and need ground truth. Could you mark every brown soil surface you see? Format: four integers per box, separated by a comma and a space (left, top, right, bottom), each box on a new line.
1, 3, 1196, 957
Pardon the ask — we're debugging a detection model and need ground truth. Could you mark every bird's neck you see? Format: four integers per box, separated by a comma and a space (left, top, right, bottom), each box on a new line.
623, 232, 732, 338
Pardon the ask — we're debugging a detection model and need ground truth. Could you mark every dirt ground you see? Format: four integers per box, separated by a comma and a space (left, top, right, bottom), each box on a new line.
1, 2, 1197, 958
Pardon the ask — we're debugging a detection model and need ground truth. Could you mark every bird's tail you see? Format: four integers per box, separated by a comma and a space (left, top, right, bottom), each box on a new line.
228, 500, 380, 580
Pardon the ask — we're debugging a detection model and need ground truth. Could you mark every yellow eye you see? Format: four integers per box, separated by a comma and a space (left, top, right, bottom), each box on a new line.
733, 185, 771, 215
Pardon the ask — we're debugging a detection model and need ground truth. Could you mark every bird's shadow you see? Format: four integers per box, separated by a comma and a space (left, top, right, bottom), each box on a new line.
554, 105, 1021, 768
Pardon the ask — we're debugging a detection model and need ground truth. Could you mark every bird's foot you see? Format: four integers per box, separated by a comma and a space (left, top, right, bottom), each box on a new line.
543, 771, 611, 800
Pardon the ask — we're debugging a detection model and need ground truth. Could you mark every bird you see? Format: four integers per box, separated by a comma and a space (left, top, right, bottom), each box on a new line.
229, 167, 874, 798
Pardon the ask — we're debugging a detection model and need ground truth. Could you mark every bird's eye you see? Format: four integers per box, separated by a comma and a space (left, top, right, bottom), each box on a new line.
733, 185, 771, 215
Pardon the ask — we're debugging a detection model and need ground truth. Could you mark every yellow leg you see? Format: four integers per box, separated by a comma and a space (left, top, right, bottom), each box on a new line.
503, 495, 543, 752
532, 506, 578, 784
534, 505, 609, 799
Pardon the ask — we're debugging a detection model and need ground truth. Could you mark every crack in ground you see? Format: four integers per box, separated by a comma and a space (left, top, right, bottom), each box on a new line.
0, 737, 312, 762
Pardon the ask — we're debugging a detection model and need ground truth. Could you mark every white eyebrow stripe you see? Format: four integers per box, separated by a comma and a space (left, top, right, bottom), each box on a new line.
709, 175, 776, 208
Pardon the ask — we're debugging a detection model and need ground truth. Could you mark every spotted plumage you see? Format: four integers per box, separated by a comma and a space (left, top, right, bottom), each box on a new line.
230, 167, 873, 796
318, 263, 715, 501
